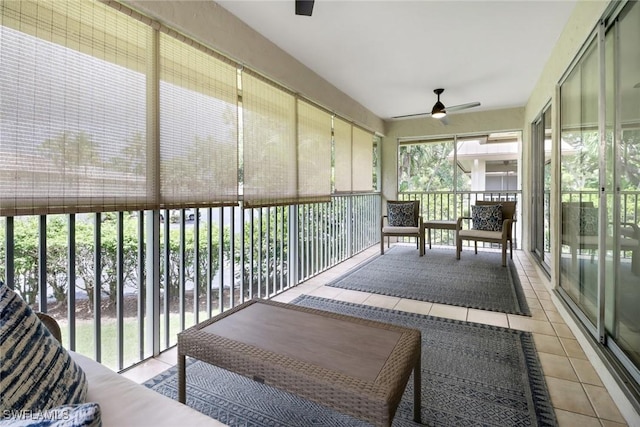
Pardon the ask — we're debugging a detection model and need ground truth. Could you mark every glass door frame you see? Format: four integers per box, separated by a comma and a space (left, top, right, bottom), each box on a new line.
531, 102, 552, 275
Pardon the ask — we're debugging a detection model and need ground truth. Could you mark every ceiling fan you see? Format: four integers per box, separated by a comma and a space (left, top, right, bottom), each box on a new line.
295, 0, 315, 16
392, 88, 481, 120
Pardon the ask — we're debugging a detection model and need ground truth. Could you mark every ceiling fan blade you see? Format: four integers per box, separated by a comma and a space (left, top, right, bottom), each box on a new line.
295, 0, 314, 16
391, 112, 431, 120
444, 102, 481, 113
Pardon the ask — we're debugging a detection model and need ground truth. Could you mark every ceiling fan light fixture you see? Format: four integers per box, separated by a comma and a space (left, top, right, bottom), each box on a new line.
431, 101, 446, 119
295, 0, 314, 16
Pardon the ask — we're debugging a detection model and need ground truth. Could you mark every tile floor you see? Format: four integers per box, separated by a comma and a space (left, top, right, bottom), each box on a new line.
121, 244, 630, 427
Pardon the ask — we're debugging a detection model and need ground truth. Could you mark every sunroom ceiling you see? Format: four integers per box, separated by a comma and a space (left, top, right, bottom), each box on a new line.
217, 0, 578, 120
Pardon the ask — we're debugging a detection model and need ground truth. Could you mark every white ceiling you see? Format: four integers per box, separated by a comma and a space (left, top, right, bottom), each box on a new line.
217, 0, 578, 120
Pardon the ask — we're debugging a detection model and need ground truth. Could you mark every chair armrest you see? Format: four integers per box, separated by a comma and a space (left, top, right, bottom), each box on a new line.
381, 214, 388, 229
502, 218, 514, 239
36, 312, 62, 343
621, 222, 639, 239
457, 216, 471, 230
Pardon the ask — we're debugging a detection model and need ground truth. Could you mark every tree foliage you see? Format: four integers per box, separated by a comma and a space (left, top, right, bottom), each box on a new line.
398, 142, 467, 193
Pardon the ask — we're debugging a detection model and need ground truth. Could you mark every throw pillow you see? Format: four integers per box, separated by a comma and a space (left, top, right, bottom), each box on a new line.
387, 202, 416, 227
0, 284, 87, 414
0, 402, 101, 427
471, 204, 503, 231
578, 206, 598, 236
563, 205, 598, 236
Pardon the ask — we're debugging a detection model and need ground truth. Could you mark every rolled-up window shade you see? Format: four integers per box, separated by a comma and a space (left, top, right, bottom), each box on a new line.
159, 33, 238, 208
0, 0, 151, 216
242, 72, 296, 207
351, 126, 374, 192
297, 100, 332, 203
333, 117, 352, 193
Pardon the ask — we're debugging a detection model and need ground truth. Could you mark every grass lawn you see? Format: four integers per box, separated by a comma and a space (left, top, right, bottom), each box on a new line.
58, 311, 217, 371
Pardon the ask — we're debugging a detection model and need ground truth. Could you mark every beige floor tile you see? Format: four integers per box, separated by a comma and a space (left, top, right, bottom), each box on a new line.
519, 281, 534, 291
600, 420, 628, 427
466, 309, 508, 327
293, 281, 324, 293
508, 316, 556, 335
535, 290, 552, 300
394, 298, 433, 316
530, 308, 550, 321
553, 323, 576, 339
561, 338, 588, 360
545, 310, 565, 323
429, 303, 468, 321
527, 298, 544, 310
155, 346, 178, 365
332, 289, 371, 304
540, 299, 559, 312
538, 352, 579, 381
308, 285, 343, 299
362, 293, 400, 310
270, 289, 303, 303
523, 289, 538, 299
555, 409, 603, 427
531, 282, 549, 292
570, 358, 604, 386
545, 376, 596, 416
583, 384, 627, 424
120, 358, 172, 384
533, 333, 566, 356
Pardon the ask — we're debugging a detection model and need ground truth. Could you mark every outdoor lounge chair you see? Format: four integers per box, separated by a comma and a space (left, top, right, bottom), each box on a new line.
380, 200, 424, 256
456, 200, 517, 267
561, 201, 640, 276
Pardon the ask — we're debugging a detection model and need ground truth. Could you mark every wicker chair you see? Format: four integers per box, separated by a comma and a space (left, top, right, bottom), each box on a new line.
562, 201, 640, 276
456, 201, 517, 267
36, 312, 62, 343
380, 200, 424, 256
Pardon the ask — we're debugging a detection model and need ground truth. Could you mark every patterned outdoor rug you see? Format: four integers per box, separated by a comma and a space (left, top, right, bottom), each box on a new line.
328, 245, 531, 316
145, 295, 556, 426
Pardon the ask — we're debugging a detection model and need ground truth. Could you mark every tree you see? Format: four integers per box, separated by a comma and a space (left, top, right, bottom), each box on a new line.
40, 131, 100, 175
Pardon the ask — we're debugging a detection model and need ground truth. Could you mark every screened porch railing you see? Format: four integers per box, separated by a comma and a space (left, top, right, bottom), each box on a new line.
398, 190, 522, 248
0, 193, 380, 372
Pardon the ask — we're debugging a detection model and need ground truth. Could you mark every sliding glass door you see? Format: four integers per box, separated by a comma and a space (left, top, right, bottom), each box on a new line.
602, 0, 640, 379
559, 36, 600, 325
559, 0, 640, 387
531, 105, 552, 272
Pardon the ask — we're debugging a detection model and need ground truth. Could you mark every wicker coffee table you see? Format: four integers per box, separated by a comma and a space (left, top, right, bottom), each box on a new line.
177, 299, 422, 426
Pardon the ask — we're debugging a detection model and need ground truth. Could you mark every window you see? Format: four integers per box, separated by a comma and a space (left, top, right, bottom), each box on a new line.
0, 0, 150, 215
159, 33, 238, 208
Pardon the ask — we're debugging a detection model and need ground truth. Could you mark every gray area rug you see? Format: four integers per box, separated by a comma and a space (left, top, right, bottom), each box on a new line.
328, 246, 531, 316
145, 295, 556, 426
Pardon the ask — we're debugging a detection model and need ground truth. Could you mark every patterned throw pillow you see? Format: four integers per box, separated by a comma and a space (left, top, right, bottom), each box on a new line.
0, 402, 101, 427
471, 204, 503, 231
0, 284, 87, 414
563, 206, 598, 236
387, 202, 416, 227
578, 206, 598, 236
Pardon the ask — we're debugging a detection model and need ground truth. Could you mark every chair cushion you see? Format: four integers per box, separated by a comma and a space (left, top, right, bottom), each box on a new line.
471, 204, 503, 231
0, 284, 88, 413
382, 226, 420, 234
387, 202, 416, 227
459, 229, 503, 241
